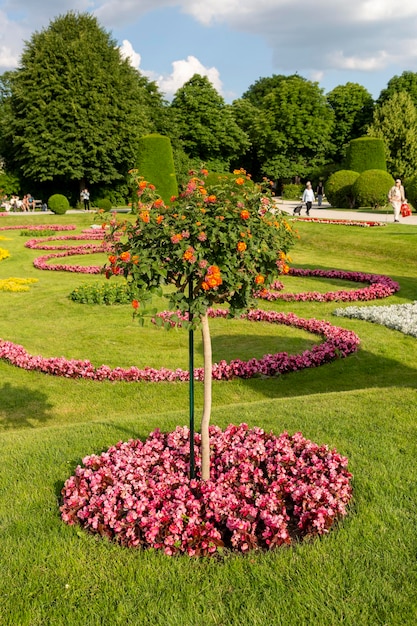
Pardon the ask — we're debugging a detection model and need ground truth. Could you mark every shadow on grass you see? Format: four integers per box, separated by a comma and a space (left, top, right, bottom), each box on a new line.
198, 333, 319, 362
0, 381, 54, 429
239, 347, 417, 400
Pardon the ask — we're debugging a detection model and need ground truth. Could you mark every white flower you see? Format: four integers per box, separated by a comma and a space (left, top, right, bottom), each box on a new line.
333, 302, 417, 337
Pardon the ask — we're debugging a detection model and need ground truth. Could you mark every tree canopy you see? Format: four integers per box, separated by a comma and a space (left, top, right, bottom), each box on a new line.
170, 75, 250, 171
0, 11, 158, 194
326, 82, 374, 162
367, 91, 417, 179
240, 75, 335, 180
377, 70, 417, 108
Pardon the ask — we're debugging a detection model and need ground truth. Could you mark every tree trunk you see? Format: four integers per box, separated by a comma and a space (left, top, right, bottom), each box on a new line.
200, 312, 212, 481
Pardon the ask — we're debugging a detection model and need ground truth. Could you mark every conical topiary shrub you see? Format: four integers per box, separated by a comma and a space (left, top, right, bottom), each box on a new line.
135, 134, 178, 205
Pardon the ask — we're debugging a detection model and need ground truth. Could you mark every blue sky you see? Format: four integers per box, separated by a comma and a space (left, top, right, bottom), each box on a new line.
1, 0, 417, 102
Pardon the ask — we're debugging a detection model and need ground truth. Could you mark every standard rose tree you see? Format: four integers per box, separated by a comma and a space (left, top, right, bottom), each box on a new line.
104, 168, 296, 479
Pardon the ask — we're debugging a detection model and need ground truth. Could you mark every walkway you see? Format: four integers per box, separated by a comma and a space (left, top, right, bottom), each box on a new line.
274, 199, 417, 225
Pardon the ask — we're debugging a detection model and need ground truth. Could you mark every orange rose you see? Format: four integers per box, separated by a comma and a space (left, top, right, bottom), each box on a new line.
139, 210, 150, 223
255, 275, 265, 285
240, 210, 250, 219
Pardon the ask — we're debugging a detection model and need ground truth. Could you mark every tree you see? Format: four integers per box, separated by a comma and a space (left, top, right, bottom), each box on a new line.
243, 75, 335, 180
170, 75, 250, 171
0, 12, 158, 198
326, 83, 374, 161
377, 71, 417, 108
104, 169, 296, 479
367, 91, 417, 179
242, 74, 301, 108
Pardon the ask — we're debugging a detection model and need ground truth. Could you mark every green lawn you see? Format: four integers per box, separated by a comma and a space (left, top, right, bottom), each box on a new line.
0, 213, 416, 625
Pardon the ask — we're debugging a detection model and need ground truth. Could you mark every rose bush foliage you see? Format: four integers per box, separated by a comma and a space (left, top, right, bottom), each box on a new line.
103, 168, 296, 323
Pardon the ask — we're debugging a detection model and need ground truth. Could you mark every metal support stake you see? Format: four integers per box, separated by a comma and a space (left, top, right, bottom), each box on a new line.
188, 278, 195, 479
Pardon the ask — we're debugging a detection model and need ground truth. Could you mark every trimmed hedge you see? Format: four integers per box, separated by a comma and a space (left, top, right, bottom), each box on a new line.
352, 169, 394, 209
95, 198, 113, 212
136, 134, 178, 204
325, 170, 360, 208
345, 137, 387, 173
404, 174, 417, 210
282, 183, 304, 200
47, 194, 69, 214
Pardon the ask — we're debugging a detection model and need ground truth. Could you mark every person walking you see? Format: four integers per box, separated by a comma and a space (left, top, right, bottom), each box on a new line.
316, 181, 324, 207
302, 181, 315, 216
388, 179, 405, 222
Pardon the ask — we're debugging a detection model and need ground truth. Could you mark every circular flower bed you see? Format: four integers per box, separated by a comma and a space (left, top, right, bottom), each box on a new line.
0, 309, 360, 382
255, 268, 399, 303
60, 423, 353, 556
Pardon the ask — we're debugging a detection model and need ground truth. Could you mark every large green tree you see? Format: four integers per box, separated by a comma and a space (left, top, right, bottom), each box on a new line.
377, 70, 417, 108
367, 91, 417, 179
0, 12, 158, 196
169, 75, 250, 171
326, 82, 374, 162
241, 75, 334, 180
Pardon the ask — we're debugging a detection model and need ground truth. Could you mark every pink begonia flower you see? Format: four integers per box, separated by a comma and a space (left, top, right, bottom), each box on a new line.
60, 424, 353, 555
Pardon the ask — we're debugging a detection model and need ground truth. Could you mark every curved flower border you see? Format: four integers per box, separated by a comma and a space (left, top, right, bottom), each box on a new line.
0, 308, 359, 382
32, 246, 107, 274
25, 233, 106, 250
0, 224, 76, 232
256, 268, 399, 303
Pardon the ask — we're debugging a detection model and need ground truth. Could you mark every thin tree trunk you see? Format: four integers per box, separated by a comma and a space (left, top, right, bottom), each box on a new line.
200, 312, 212, 481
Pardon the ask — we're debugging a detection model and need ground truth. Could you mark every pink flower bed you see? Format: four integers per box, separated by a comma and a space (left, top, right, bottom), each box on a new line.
255, 268, 399, 302
0, 224, 76, 232
60, 423, 353, 555
32, 246, 106, 273
0, 309, 360, 382
25, 233, 106, 250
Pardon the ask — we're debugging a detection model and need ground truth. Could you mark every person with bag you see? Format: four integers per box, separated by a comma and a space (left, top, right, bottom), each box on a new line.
302, 181, 315, 216
388, 179, 405, 222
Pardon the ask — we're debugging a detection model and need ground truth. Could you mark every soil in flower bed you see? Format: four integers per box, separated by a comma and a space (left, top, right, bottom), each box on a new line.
61, 424, 353, 557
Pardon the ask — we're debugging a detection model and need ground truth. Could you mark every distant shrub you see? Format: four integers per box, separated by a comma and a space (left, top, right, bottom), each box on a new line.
69, 282, 135, 305
325, 170, 360, 208
352, 169, 395, 209
95, 198, 113, 212
404, 174, 417, 210
345, 137, 386, 173
282, 183, 303, 200
48, 194, 69, 214
20, 229, 55, 237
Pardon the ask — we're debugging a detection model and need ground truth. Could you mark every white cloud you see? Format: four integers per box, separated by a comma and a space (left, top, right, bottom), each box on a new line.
330, 50, 390, 71
119, 39, 141, 69
3, 0, 417, 99
156, 55, 223, 98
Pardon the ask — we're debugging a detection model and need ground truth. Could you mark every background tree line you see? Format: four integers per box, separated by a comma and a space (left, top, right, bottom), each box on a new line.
1, 10, 417, 205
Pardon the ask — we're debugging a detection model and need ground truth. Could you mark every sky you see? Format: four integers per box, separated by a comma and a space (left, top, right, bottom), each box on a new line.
1, 0, 417, 103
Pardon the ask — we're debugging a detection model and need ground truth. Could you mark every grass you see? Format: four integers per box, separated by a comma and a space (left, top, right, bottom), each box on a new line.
0, 212, 417, 625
